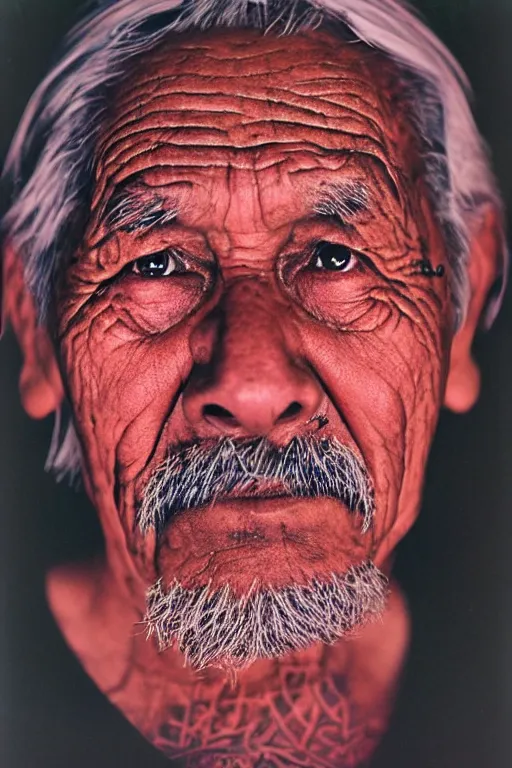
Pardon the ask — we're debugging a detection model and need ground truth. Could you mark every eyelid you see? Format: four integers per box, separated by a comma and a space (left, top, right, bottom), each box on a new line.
98, 222, 216, 269
130, 244, 219, 274
121, 247, 218, 294
279, 241, 362, 283
132, 248, 187, 276
126, 247, 187, 274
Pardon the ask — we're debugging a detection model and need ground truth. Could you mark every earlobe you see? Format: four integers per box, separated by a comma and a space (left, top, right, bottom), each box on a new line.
2, 243, 64, 419
19, 329, 64, 419
444, 343, 481, 413
444, 206, 502, 413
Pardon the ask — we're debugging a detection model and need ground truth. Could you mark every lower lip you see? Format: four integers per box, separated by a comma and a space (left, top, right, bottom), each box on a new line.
164, 495, 349, 539
207, 493, 303, 509
180, 494, 343, 528
152, 496, 366, 595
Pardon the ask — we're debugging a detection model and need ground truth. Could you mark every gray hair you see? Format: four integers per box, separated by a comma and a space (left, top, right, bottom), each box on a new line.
144, 561, 388, 671
1, 0, 507, 480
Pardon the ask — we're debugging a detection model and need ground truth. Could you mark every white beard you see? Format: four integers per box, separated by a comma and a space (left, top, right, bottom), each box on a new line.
143, 561, 388, 672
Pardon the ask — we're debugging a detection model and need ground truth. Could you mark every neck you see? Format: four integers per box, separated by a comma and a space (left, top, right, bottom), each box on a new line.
46, 555, 410, 767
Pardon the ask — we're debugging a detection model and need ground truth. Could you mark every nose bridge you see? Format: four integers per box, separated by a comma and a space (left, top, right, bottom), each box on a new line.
220, 278, 287, 373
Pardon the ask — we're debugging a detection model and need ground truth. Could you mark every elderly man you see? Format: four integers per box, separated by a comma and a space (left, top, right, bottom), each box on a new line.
1, 0, 507, 766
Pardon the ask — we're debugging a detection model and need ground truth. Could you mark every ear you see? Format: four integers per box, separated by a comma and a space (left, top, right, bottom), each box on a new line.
2, 243, 64, 419
444, 207, 503, 413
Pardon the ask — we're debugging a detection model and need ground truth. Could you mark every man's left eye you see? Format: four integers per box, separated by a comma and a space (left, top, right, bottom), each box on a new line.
131, 250, 181, 278
313, 241, 357, 272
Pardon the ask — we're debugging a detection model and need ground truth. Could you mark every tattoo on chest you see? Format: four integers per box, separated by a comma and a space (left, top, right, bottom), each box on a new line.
148, 668, 386, 768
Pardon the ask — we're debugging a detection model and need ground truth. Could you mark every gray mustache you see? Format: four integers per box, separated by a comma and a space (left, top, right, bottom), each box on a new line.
136, 435, 374, 536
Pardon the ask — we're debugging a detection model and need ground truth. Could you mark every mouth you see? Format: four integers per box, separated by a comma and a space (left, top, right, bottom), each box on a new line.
207, 479, 294, 501
140, 482, 372, 539
200, 481, 306, 512
141, 482, 304, 543
135, 434, 375, 537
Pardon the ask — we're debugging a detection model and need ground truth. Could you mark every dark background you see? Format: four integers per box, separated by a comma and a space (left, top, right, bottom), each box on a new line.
1, 1, 511, 766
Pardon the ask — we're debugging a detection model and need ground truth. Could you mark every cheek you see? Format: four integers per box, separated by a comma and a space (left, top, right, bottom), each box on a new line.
296, 274, 383, 330
107, 274, 206, 333
302, 309, 446, 534
59, 303, 192, 484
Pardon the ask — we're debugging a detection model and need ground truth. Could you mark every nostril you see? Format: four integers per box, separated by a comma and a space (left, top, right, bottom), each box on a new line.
202, 403, 238, 425
277, 401, 303, 422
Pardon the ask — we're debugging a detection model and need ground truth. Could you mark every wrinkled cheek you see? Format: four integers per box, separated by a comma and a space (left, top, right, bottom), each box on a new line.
356, 377, 408, 552
58, 312, 190, 498
334, 314, 446, 552
373, 342, 447, 561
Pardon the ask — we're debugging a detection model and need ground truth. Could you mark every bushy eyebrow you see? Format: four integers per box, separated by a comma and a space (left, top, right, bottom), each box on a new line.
313, 180, 371, 225
101, 182, 179, 234
99, 178, 373, 238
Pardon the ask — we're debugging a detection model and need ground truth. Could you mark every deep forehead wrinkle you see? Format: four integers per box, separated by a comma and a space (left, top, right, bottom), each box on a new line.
96, 31, 407, 158
99, 89, 396, 174
92, 30, 419, 224
106, 53, 391, 143
112, 68, 388, 121
112, 66, 385, 123
106, 82, 388, 144
106, 29, 403, 133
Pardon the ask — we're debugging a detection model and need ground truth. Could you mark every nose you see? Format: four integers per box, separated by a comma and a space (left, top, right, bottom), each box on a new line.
182, 280, 324, 438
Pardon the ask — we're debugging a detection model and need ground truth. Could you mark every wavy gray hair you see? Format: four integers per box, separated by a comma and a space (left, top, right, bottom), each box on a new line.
1, 0, 508, 480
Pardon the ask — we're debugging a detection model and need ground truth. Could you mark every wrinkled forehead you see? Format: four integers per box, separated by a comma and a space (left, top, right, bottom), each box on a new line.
92, 28, 420, 225
112, 26, 402, 100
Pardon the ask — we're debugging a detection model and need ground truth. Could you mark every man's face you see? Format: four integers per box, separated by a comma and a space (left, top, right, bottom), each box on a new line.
54, 29, 451, 665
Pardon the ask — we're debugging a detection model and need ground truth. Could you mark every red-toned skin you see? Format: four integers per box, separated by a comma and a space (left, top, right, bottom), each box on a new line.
3, 28, 501, 767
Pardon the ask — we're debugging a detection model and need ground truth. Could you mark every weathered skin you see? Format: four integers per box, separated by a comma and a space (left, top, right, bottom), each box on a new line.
59, 29, 452, 584
3, 26, 499, 768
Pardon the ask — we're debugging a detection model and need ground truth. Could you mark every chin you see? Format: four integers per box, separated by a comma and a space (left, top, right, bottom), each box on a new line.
143, 549, 389, 672
149, 496, 373, 591
133, 465, 387, 671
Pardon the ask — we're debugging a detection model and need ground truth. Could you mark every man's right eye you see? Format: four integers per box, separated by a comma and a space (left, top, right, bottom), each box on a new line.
132, 250, 180, 278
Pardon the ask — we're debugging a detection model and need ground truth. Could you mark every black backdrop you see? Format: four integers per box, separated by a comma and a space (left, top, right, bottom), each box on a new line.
1, 1, 511, 766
